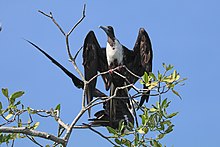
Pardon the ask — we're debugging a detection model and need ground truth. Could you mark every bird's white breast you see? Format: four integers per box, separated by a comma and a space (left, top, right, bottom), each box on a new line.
106, 39, 123, 66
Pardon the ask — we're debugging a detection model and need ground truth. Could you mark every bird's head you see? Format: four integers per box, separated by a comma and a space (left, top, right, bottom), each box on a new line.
99, 26, 115, 40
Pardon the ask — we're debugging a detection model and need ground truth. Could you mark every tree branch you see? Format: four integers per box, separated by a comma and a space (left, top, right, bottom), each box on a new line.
0, 127, 66, 146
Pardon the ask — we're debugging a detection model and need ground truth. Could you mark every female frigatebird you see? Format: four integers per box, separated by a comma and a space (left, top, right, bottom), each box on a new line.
83, 26, 153, 128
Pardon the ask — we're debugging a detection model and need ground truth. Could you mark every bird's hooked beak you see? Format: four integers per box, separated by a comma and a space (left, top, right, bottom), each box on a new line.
99, 25, 115, 40
99, 26, 110, 35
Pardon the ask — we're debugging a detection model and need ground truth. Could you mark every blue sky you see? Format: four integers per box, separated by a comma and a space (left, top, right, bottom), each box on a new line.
1, 0, 220, 146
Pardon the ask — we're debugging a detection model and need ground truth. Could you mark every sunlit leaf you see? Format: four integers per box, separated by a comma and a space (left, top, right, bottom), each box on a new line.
118, 121, 125, 133
149, 81, 158, 90
175, 74, 180, 81
5, 113, 13, 120
138, 128, 145, 134
32, 122, 40, 130
172, 70, 177, 78
140, 79, 145, 84
150, 108, 157, 112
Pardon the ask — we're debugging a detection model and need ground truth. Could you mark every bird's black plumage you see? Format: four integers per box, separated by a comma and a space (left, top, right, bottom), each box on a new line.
83, 26, 153, 128
26, 40, 106, 98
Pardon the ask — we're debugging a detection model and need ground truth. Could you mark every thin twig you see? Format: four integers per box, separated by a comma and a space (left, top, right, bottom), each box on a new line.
67, 4, 86, 36
82, 123, 117, 146
26, 135, 43, 147
38, 10, 65, 36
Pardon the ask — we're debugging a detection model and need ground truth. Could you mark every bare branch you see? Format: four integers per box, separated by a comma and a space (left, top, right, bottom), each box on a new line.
38, 10, 65, 36
67, 4, 86, 36
0, 127, 66, 146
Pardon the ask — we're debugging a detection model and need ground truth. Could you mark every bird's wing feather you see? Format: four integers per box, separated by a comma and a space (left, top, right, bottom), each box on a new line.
26, 39, 107, 98
25, 39, 84, 88
132, 28, 153, 107
83, 31, 110, 109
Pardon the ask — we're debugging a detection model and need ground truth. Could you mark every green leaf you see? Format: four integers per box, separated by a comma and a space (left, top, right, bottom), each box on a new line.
2, 88, 9, 98
134, 134, 139, 146
142, 115, 147, 126
149, 72, 157, 81
139, 79, 145, 84
153, 140, 162, 147
161, 98, 167, 108
148, 81, 158, 90
10, 91, 24, 103
162, 120, 171, 126
14, 101, 21, 107
157, 133, 165, 139
115, 138, 121, 145
167, 112, 179, 118
138, 128, 145, 134
122, 138, 131, 147
158, 72, 162, 81
0, 102, 2, 110
172, 70, 177, 79
150, 108, 157, 112
166, 64, 174, 71
107, 126, 117, 134
55, 104, 61, 112
172, 89, 182, 99
32, 122, 40, 130
165, 125, 174, 134
27, 107, 31, 114
5, 113, 13, 120
143, 72, 149, 83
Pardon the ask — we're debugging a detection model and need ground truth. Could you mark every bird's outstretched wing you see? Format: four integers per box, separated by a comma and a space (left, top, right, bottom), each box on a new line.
83, 31, 110, 111
130, 28, 153, 107
25, 40, 106, 98
26, 40, 84, 88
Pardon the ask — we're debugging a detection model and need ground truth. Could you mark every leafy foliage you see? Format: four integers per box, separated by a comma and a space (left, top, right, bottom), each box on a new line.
105, 63, 186, 147
0, 88, 61, 146
0, 63, 186, 146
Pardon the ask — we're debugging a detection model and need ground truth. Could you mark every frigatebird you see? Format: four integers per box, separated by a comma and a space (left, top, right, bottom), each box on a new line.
83, 26, 153, 128
26, 26, 153, 129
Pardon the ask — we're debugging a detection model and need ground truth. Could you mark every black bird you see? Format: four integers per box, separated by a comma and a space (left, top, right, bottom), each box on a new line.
83, 26, 153, 128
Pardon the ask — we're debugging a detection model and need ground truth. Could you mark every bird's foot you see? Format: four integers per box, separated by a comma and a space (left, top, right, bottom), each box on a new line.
109, 69, 113, 74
